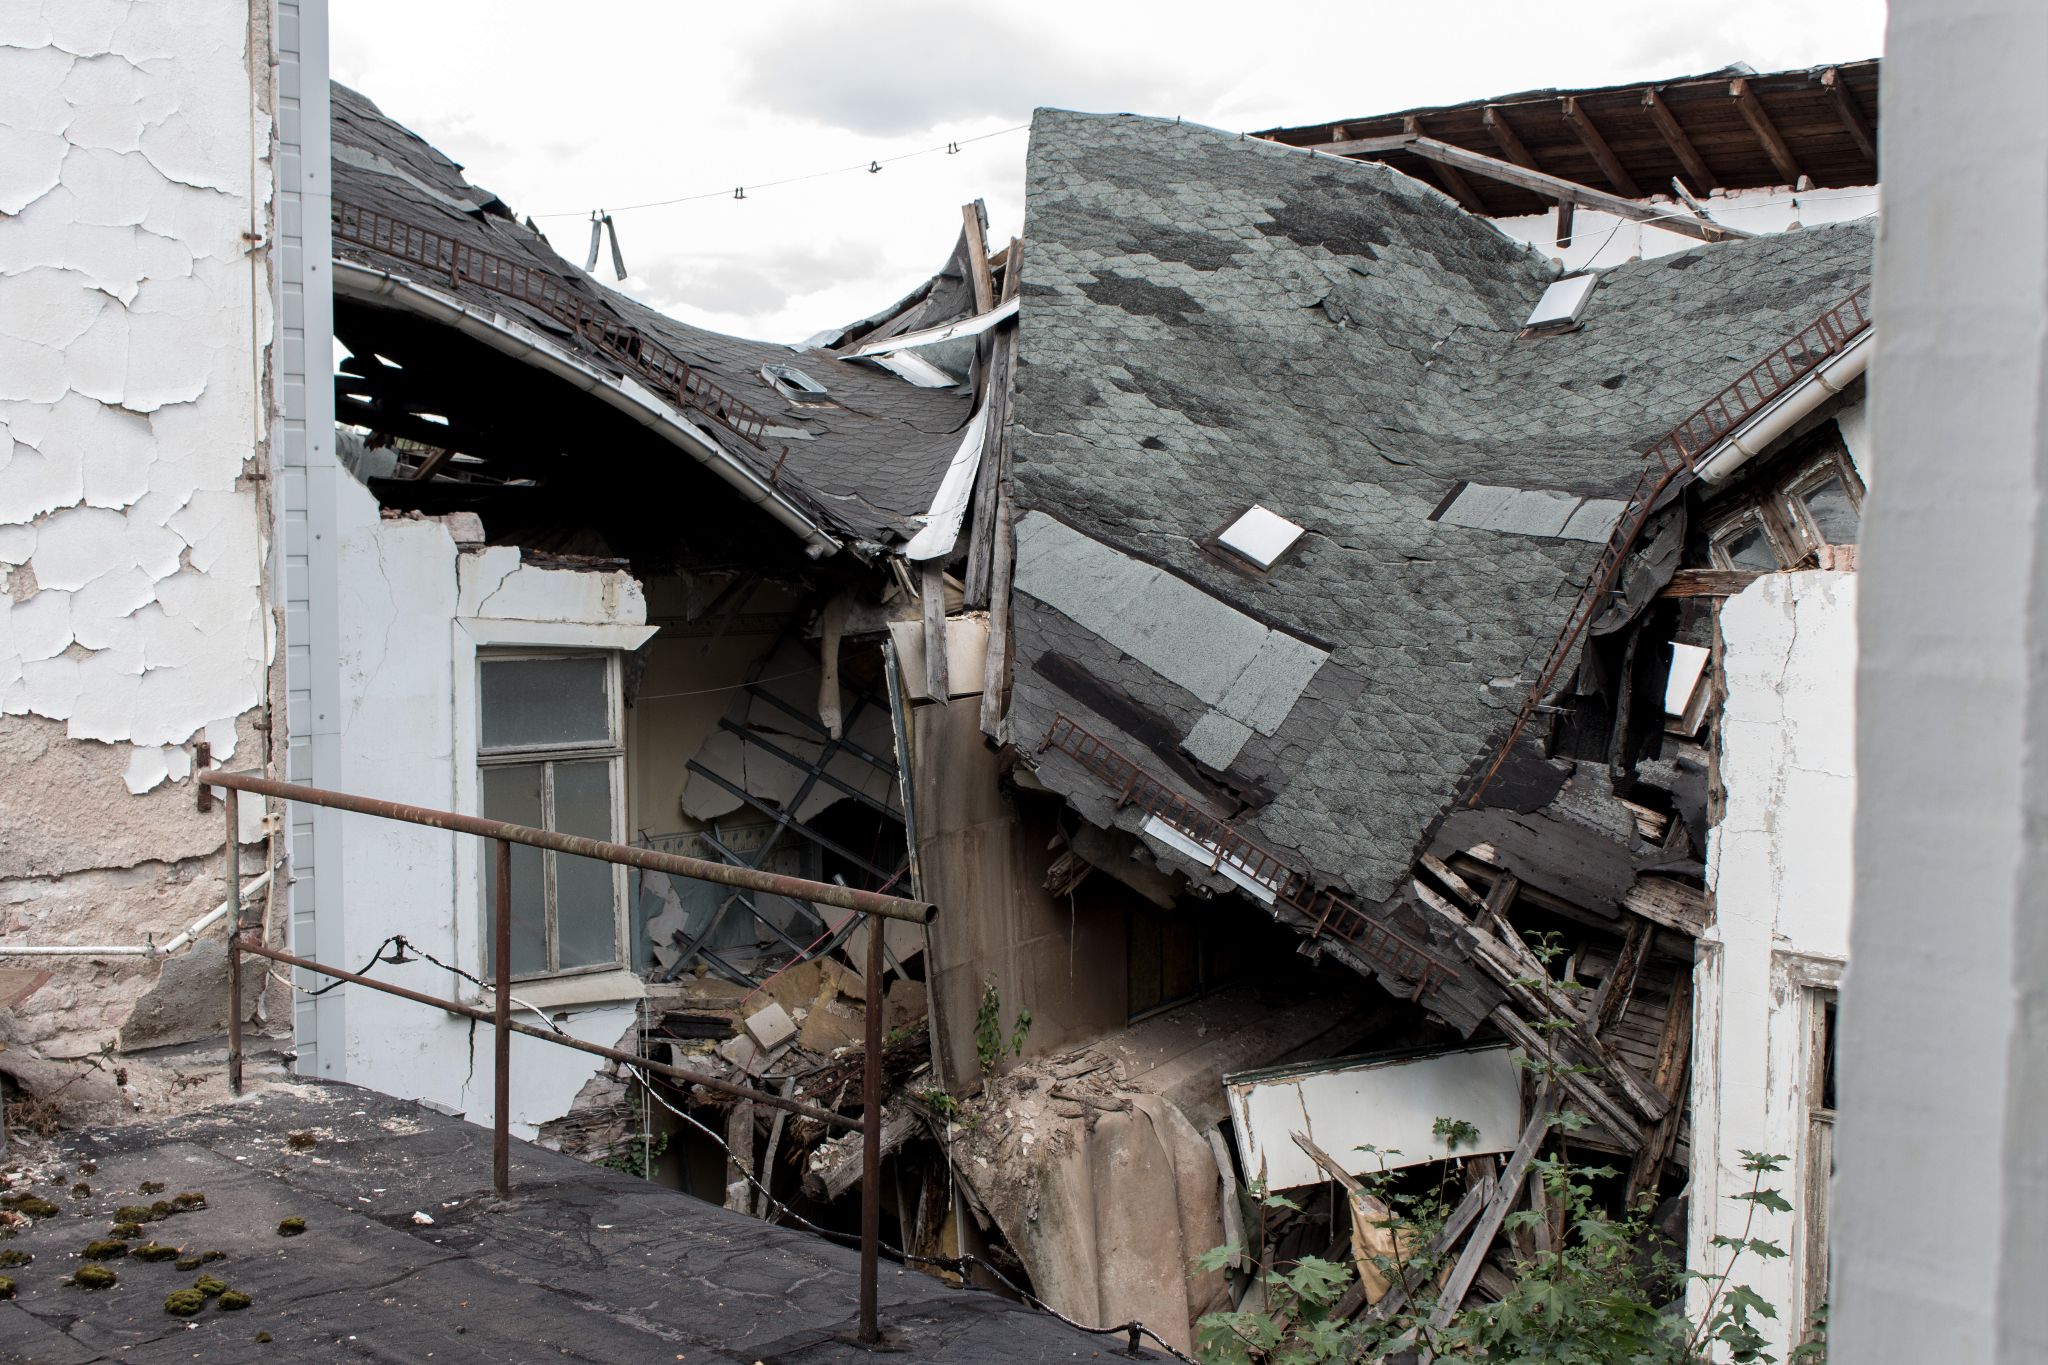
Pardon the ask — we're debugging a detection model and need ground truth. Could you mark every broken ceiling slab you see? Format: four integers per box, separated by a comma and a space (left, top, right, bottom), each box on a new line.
1014, 510, 1328, 731
1226, 1043, 1524, 1189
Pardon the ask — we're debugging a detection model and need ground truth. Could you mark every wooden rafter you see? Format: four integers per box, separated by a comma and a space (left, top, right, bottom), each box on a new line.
960, 201, 995, 314
1481, 104, 1537, 168
1560, 96, 1642, 198
1730, 77, 1804, 185
1309, 133, 1749, 243
1641, 87, 1719, 193
1821, 66, 1878, 166
1405, 116, 1489, 213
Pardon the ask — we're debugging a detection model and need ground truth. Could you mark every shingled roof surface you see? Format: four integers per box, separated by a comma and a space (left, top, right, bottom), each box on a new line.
329, 83, 977, 544
1006, 109, 1872, 909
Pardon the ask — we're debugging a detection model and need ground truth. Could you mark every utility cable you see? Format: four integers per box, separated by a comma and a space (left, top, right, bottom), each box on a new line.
531, 124, 1028, 219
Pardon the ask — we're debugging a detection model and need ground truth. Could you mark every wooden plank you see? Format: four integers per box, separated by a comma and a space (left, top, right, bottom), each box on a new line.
1420, 852, 1483, 910
1429, 1085, 1554, 1329
961, 326, 1015, 607
1405, 117, 1489, 213
1555, 198, 1574, 248
1621, 876, 1713, 936
1338, 1172, 1493, 1324
1560, 96, 1643, 198
978, 430, 1015, 738
1625, 971, 1694, 1199
1641, 87, 1719, 193
920, 560, 950, 703
1662, 567, 1768, 598
998, 235, 1023, 304
1730, 78, 1804, 186
409, 446, 456, 481
1481, 105, 1538, 168
1392, 136, 1749, 243
1591, 917, 1652, 1037
1820, 67, 1878, 166
960, 201, 995, 314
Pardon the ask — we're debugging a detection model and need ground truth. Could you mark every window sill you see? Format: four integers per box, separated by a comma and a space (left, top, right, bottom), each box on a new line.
480, 968, 646, 1014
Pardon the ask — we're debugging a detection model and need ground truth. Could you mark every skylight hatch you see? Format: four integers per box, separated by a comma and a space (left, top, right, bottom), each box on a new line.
1218, 505, 1305, 569
1522, 274, 1597, 335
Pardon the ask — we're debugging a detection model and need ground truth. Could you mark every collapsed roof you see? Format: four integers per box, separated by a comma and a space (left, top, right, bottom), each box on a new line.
328, 83, 980, 550
1003, 109, 1871, 1015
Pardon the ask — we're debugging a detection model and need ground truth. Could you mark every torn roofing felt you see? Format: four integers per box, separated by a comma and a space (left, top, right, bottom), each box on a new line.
1005, 108, 1872, 912
328, 83, 977, 546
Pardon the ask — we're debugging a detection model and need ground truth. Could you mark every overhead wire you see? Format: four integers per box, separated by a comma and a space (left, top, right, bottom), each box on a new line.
530, 124, 1028, 220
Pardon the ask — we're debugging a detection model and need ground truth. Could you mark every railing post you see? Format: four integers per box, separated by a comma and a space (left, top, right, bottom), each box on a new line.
224, 787, 243, 1096
858, 909, 884, 1344
493, 839, 512, 1198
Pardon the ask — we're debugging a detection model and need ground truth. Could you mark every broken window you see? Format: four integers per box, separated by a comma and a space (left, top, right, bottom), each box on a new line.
1803, 988, 1838, 1339
481, 651, 627, 979
1706, 443, 1864, 570
761, 363, 831, 404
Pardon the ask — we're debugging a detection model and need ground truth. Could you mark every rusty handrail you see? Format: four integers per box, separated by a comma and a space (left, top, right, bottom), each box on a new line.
198, 769, 933, 923
204, 768, 913, 1343
1467, 283, 1872, 804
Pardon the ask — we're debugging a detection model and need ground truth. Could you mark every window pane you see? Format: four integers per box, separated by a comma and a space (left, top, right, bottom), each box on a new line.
480, 656, 610, 750
553, 759, 618, 969
1800, 476, 1860, 546
1720, 524, 1780, 570
481, 764, 547, 978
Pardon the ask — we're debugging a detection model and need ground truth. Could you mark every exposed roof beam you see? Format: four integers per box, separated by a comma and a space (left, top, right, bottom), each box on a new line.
1730, 77, 1804, 185
1820, 66, 1878, 167
1641, 87, 1719, 193
1303, 133, 1751, 243
1560, 96, 1643, 198
1405, 116, 1490, 213
1481, 105, 1538, 168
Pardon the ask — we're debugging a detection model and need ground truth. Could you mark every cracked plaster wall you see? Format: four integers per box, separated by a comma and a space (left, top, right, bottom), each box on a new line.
0, 1, 277, 1051
1693, 569, 1857, 1355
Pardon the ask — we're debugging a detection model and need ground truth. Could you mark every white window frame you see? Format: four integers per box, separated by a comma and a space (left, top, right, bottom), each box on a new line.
476, 649, 627, 981
451, 618, 655, 991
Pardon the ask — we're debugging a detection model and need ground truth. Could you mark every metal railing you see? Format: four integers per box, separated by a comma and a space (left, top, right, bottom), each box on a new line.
198, 769, 934, 1344
1036, 715, 1458, 998
1467, 283, 1873, 803
331, 201, 797, 483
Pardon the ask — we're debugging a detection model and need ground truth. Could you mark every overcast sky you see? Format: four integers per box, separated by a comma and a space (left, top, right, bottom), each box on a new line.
331, 1, 1885, 345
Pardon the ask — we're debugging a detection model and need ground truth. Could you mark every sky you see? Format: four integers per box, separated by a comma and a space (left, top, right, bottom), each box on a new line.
330, 1, 1886, 345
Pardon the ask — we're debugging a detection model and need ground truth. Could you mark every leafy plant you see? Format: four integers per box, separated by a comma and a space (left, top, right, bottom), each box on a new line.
916, 1086, 962, 1120
1434, 1115, 1483, 1152
598, 1130, 669, 1180
973, 977, 1031, 1072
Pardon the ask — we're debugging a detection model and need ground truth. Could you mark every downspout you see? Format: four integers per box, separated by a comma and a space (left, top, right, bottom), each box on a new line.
332, 262, 842, 559
1692, 331, 1872, 484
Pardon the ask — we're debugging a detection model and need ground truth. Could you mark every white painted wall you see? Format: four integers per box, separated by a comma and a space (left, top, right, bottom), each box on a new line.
1494, 183, 1879, 273
328, 475, 649, 1137
1696, 570, 1857, 1351
1836, 1, 2048, 1360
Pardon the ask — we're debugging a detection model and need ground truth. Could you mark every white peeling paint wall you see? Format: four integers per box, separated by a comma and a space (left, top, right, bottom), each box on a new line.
1494, 183, 1879, 272
0, 1, 276, 1047
329, 473, 644, 1137
1694, 570, 1857, 1352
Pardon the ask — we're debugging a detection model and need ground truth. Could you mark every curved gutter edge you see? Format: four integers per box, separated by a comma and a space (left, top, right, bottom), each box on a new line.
334, 261, 842, 559
1693, 330, 1873, 484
